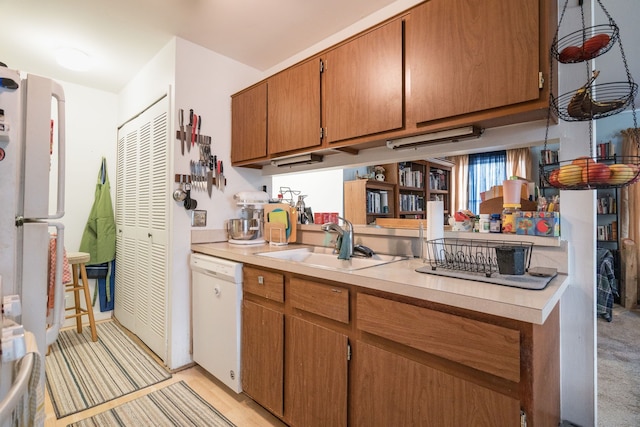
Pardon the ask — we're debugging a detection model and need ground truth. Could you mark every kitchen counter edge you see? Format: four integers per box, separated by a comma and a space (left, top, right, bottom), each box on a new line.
190, 242, 568, 325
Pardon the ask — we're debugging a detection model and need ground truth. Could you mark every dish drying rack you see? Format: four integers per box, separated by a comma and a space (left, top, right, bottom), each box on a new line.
424, 238, 534, 277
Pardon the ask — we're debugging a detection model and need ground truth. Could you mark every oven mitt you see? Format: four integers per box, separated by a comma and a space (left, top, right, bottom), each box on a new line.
269, 209, 290, 239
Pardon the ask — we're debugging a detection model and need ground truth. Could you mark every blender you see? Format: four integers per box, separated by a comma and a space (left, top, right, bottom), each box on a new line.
228, 191, 270, 245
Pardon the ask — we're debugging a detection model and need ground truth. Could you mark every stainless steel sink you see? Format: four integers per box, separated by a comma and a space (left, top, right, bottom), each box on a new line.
255, 246, 407, 271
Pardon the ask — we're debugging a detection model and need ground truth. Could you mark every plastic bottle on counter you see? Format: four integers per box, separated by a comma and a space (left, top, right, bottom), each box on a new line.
479, 214, 491, 233
501, 204, 521, 234
489, 214, 502, 233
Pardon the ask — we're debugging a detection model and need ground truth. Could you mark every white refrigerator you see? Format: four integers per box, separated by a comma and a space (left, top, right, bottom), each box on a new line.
0, 66, 66, 425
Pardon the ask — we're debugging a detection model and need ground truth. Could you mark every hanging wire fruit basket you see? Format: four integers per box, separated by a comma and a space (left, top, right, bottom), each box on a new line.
540, 155, 640, 190
551, 70, 638, 122
542, 0, 640, 190
552, 23, 618, 64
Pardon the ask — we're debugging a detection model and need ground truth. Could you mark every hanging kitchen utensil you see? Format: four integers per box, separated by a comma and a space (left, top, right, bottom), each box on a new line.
212, 155, 218, 189
219, 161, 225, 191
179, 108, 185, 156
197, 115, 201, 148
187, 109, 193, 153
192, 114, 198, 152
539, 0, 640, 191
173, 182, 187, 201
184, 183, 197, 210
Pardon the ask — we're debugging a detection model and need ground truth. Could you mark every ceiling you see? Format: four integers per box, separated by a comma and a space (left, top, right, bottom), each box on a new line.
1, 0, 399, 93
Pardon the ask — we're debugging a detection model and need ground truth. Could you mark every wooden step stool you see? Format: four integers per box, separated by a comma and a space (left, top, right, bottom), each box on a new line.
65, 252, 98, 342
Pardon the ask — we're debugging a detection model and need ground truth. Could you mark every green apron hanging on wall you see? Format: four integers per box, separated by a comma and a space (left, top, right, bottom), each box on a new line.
79, 157, 116, 310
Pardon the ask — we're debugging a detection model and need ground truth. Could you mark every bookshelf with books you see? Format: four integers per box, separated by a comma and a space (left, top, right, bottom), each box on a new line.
397, 161, 426, 219
344, 179, 396, 225
539, 147, 560, 197
597, 187, 620, 298
596, 190, 619, 246
344, 161, 452, 225
426, 163, 451, 221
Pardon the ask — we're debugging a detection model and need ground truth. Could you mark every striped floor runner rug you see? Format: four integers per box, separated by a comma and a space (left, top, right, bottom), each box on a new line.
68, 381, 236, 427
46, 321, 171, 419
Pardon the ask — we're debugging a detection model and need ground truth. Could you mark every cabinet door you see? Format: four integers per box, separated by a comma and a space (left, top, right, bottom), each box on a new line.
409, 0, 540, 124
231, 82, 267, 163
324, 18, 404, 144
351, 342, 521, 427
268, 59, 321, 155
285, 316, 348, 427
115, 96, 169, 361
241, 299, 284, 417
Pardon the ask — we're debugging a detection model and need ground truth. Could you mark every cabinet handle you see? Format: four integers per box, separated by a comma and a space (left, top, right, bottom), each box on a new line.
258, 275, 264, 285
331, 288, 342, 293
148, 232, 152, 238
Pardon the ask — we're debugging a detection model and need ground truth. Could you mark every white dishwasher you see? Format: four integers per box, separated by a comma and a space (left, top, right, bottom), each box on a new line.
190, 253, 243, 393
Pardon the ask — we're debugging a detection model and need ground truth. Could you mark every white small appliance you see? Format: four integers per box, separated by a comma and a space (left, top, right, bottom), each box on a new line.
228, 191, 270, 245
190, 254, 243, 393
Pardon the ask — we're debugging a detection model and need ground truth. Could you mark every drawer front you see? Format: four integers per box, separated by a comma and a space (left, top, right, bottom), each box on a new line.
243, 266, 284, 302
357, 294, 520, 382
289, 278, 349, 324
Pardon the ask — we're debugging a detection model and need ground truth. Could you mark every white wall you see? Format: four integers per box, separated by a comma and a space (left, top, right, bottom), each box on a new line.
117, 36, 267, 369
53, 80, 118, 325
168, 37, 266, 368
271, 170, 344, 217
57, 82, 118, 251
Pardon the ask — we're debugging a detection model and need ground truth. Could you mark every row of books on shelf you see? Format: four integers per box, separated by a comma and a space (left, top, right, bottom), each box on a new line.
597, 194, 617, 214
596, 141, 615, 159
399, 167, 424, 188
597, 221, 617, 242
366, 190, 390, 214
541, 149, 559, 165
399, 194, 424, 212
429, 170, 447, 191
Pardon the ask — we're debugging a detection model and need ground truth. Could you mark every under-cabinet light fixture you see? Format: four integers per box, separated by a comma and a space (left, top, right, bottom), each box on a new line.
270, 153, 323, 167
386, 126, 483, 150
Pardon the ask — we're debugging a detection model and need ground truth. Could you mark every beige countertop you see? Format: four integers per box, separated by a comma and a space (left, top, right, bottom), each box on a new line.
190, 242, 568, 325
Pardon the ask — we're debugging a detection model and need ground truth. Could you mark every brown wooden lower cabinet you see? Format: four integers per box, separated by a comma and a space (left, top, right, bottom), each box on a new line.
240, 265, 559, 427
285, 316, 348, 427
241, 299, 284, 417
350, 341, 521, 427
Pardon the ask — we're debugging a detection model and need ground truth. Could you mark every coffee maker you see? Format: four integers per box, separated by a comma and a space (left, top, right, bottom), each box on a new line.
228, 191, 270, 245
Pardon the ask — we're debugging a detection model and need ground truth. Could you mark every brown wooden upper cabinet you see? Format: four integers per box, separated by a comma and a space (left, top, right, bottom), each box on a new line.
408, 0, 542, 126
231, 0, 554, 167
231, 82, 268, 163
268, 58, 322, 156
324, 18, 404, 145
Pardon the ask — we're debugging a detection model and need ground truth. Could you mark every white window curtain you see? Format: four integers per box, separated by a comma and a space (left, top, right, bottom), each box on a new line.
449, 155, 468, 213
505, 148, 532, 181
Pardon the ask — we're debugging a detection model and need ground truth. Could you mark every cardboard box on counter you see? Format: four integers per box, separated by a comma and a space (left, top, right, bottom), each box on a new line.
515, 211, 560, 237
480, 182, 531, 202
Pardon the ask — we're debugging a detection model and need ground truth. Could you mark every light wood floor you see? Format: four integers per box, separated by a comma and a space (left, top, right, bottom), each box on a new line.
44, 321, 287, 427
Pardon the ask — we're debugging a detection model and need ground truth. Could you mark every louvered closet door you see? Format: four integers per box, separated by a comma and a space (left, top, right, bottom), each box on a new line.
115, 96, 169, 361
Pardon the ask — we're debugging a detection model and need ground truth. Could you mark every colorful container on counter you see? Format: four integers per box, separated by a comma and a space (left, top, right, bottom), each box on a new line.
514, 211, 560, 236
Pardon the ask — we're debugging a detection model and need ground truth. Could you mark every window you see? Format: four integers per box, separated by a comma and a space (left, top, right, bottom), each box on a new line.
468, 151, 506, 214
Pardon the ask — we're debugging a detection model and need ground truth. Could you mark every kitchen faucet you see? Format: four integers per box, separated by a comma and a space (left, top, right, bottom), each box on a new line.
321, 217, 375, 258
321, 217, 353, 258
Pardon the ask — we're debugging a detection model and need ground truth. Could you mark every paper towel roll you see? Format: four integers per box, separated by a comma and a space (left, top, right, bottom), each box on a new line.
426, 201, 444, 260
